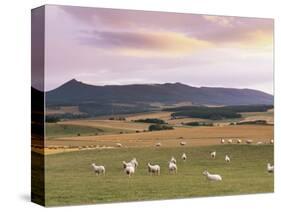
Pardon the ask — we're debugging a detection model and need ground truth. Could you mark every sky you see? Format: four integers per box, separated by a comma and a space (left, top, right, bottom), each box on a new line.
44, 5, 274, 94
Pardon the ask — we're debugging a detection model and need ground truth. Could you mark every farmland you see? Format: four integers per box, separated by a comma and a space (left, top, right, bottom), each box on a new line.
43, 109, 274, 152
33, 107, 274, 206
39, 145, 274, 206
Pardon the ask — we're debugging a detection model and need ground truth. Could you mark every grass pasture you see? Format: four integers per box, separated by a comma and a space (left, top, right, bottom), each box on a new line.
43, 145, 274, 206
61, 119, 149, 132
46, 123, 105, 138
46, 122, 138, 139
241, 110, 274, 124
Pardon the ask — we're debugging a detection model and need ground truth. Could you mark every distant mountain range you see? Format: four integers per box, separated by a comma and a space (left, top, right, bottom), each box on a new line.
46, 79, 273, 107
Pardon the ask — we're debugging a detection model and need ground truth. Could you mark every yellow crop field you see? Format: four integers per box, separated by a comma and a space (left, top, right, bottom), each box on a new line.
46, 125, 273, 150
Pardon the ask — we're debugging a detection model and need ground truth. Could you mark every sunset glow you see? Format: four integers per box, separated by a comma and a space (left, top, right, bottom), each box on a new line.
44, 5, 274, 94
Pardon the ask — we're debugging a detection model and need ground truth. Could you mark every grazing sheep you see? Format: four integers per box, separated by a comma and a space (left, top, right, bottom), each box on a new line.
181, 153, 187, 161
221, 139, 225, 144
116, 143, 122, 147
210, 151, 216, 159
267, 163, 274, 173
170, 156, 177, 164
246, 139, 253, 144
131, 158, 139, 168
122, 161, 133, 169
225, 155, 230, 163
92, 163, 105, 176
180, 141, 186, 146
168, 161, 177, 174
203, 170, 222, 181
148, 163, 160, 175
256, 141, 263, 145
228, 139, 233, 144
237, 139, 242, 144
124, 166, 135, 177
155, 142, 162, 147
270, 139, 274, 144
123, 158, 138, 169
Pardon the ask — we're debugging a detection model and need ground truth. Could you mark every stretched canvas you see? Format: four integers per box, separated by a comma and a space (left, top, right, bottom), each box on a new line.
31, 5, 274, 207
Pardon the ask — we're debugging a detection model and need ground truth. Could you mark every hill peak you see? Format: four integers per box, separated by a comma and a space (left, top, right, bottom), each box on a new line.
67, 78, 80, 84
60, 78, 83, 87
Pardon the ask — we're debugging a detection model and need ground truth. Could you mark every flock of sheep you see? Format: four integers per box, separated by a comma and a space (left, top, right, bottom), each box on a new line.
220, 138, 274, 145
92, 145, 274, 182
32, 137, 274, 152
154, 138, 274, 148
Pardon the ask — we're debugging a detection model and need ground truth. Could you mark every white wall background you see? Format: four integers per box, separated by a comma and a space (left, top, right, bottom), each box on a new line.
0, 0, 279, 211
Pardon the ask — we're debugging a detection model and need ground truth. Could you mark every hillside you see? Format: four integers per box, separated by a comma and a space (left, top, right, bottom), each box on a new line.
45, 79, 273, 116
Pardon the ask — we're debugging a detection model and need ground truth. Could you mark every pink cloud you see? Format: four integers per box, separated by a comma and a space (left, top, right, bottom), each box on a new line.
44, 5, 273, 94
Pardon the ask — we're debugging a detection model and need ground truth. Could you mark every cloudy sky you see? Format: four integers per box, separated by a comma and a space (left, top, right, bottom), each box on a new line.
44, 5, 274, 94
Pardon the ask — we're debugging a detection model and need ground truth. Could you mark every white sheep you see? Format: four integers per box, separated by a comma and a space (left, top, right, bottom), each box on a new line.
228, 139, 233, 144
131, 158, 139, 168
180, 141, 186, 146
148, 163, 160, 175
124, 165, 135, 177
181, 153, 187, 161
122, 161, 133, 169
116, 143, 122, 147
225, 155, 230, 163
237, 139, 242, 144
168, 161, 177, 174
91, 163, 105, 176
221, 139, 225, 144
122, 158, 138, 169
203, 170, 222, 181
246, 139, 253, 144
155, 142, 162, 147
170, 156, 177, 164
256, 141, 263, 145
210, 151, 216, 159
267, 163, 274, 173
270, 139, 274, 144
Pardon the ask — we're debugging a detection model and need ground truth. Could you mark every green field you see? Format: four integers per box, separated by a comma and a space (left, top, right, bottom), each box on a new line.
39, 145, 274, 206
46, 123, 126, 138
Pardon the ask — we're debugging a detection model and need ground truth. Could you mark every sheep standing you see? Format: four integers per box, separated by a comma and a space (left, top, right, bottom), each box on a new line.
181, 153, 187, 161
246, 139, 253, 144
122, 158, 138, 169
155, 142, 162, 147
267, 163, 274, 173
131, 158, 139, 169
237, 139, 242, 144
210, 151, 216, 159
124, 165, 135, 177
170, 156, 177, 164
221, 139, 225, 144
180, 141, 186, 146
148, 163, 160, 175
225, 155, 230, 163
228, 139, 233, 144
122, 161, 132, 169
168, 161, 177, 174
92, 163, 105, 176
116, 143, 122, 147
270, 139, 274, 144
203, 170, 222, 181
